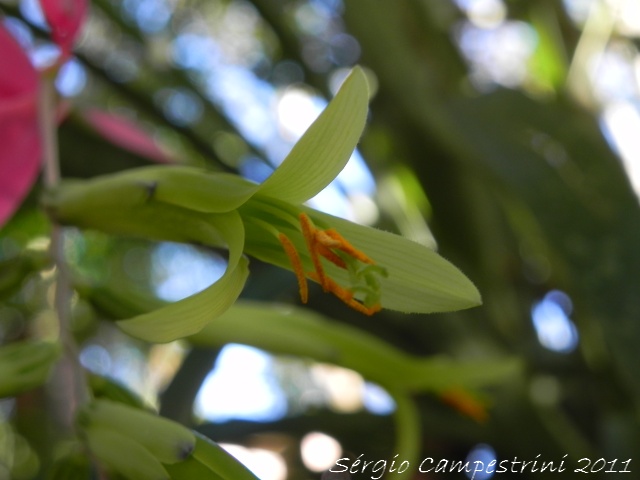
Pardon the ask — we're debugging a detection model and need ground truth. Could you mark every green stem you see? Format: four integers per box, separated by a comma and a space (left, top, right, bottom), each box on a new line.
39, 74, 89, 430
388, 390, 421, 480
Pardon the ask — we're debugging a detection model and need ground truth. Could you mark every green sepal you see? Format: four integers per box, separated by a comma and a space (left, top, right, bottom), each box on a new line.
117, 211, 249, 343
259, 67, 370, 203
190, 432, 260, 480
80, 399, 195, 464
84, 426, 171, 480
88, 373, 147, 409
164, 456, 226, 480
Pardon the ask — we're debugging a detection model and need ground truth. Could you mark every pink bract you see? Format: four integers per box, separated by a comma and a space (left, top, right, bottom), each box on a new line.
0, 25, 41, 228
82, 109, 174, 164
40, 0, 88, 59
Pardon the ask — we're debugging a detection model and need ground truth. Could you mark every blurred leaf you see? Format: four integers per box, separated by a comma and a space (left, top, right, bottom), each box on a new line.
528, 1, 569, 92
0, 340, 61, 398
0, 250, 50, 300
448, 89, 640, 396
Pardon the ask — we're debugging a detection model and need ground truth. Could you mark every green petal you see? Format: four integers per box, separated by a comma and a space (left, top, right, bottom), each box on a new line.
312, 209, 482, 312
190, 432, 260, 480
258, 66, 369, 203
117, 211, 249, 343
242, 200, 481, 313
189, 301, 519, 392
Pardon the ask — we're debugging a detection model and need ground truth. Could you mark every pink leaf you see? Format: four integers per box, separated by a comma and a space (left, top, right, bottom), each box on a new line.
0, 25, 41, 228
82, 109, 175, 164
40, 0, 88, 58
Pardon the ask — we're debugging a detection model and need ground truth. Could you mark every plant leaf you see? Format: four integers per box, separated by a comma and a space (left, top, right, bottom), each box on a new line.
117, 211, 249, 343
0, 25, 40, 228
258, 66, 369, 203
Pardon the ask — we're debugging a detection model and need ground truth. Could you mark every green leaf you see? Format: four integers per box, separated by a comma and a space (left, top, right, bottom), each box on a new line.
258, 66, 370, 203
117, 211, 249, 343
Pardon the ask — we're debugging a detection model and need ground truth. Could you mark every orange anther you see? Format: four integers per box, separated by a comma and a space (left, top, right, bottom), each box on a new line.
308, 273, 381, 316
299, 213, 329, 291
278, 233, 308, 303
316, 243, 347, 269
322, 229, 375, 264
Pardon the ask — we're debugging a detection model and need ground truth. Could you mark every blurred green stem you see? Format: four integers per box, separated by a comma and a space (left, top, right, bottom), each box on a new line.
39, 74, 89, 430
389, 390, 421, 480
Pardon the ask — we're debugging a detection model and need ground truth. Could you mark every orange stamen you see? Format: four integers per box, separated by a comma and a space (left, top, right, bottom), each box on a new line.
299, 213, 329, 291
308, 273, 381, 316
279, 213, 383, 315
316, 243, 347, 269
323, 229, 375, 264
440, 388, 488, 424
278, 233, 308, 303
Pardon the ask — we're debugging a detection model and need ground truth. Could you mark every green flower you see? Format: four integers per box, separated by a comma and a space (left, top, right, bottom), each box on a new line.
47, 67, 481, 343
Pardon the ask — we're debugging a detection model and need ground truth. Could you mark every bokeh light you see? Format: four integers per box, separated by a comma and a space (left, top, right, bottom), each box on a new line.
531, 290, 579, 353
300, 432, 343, 472
195, 344, 287, 422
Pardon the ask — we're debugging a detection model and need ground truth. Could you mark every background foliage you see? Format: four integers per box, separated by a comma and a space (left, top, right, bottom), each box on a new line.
2, 0, 640, 478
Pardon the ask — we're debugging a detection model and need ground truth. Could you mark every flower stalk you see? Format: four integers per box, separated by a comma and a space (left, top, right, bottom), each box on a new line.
39, 74, 89, 429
